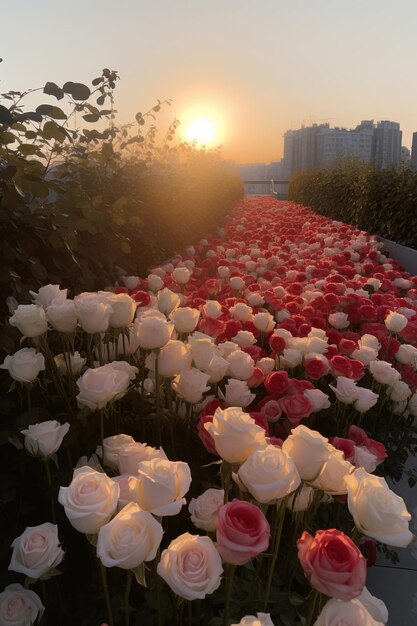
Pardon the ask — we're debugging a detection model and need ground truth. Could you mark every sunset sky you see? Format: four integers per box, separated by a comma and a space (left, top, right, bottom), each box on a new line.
2, 0, 417, 163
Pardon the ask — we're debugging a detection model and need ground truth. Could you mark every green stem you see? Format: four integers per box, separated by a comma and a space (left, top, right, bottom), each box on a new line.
305, 589, 319, 626
224, 564, 236, 626
99, 561, 114, 626
124, 570, 133, 626
221, 462, 233, 504
99, 409, 105, 448
155, 352, 162, 446
44, 459, 56, 523
263, 497, 287, 610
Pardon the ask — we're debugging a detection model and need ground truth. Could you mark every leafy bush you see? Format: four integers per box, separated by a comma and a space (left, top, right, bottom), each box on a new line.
288, 158, 417, 246
0, 67, 243, 354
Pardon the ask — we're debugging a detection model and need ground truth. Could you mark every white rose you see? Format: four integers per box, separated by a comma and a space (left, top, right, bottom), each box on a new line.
353, 387, 379, 413
356, 588, 388, 624
311, 449, 354, 495
189, 488, 224, 531
118, 442, 167, 475
158, 340, 192, 378
229, 302, 253, 322
303, 389, 331, 412
328, 312, 349, 329
246, 292, 265, 307
172, 267, 191, 284
231, 614, 275, 626
396, 344, 417, 366
281, 425, 331, 481
76, 361, 137, 410
58, 466, 119, 534
359, 334, 381, 350
112, 475, 139, 509
385, 311, 408, 332
202, 300, 223, 318
236, 445, 301, 503
220, 379, 256, 408
313, 598, 384, 626
189, 338, 217, 371
170, 307, 200, 333
9, 523, 64, 579
231, 330, 257, 348
136, 316, 174, 350
230, 276, 245, 291
407, 392, 417, 417
257, 357, 275, 375
216, 341, 239, 359
9, 304, 48, 338
218, 265, 230, 279
122, 275, 140, 290
54, 351, 85, 377
353, 446, 380, 473
387, 380, 411, 402
369, 360, 401, 385
135, 458, 191, 516
147, 273, 164, 292
157, 288, 181, 316
172, 368, 211, 404
1, 348, 45, 383
205, 355, 230, 384
102, 434, 135, 470
46, 299, 78, 333
97, 502, 163, 569
106, 293, 136, 328
204, 406, 267, 464
74, 294, 113, 334
0, 584, 44, 626
344, 468, 413, 547
21, 420, 70, 459
329, 376, 358, 404
253, 311, 275, 333
280, 348, 303, 369
29, 284, 67, 308
157, 533, 223, 601
226, 350, 255, 380
287, 484, 315, 512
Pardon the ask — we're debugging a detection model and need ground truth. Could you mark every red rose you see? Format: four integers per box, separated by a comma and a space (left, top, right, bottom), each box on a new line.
279, 393, 313, 425
259, 399, 282, 423
264, 371, 289, 395
269, 334, 286, 353
304, 356, 329, 380
197, 414, 216, 454
216, 499, 270, 565
297, 529, 366, 600
329, 437, 355, 463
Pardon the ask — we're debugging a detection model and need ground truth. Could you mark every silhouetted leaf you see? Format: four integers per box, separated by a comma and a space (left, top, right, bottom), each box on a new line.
35, 104, 67, 120
63, 81, 91, 101
43, 81, 64, 100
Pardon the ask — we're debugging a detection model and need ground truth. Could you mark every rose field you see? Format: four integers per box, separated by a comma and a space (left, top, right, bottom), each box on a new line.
2, 195, 417, 626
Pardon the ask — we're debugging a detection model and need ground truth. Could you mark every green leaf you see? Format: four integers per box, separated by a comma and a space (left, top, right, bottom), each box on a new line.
63, 81, 91, 101
96, 94, 105, 106
43, 120, 67, 143
43, 81, 64, 100
0, 104, 13, 125
92, 76, 104, 86
30, 262, 48, 280
82, 113, 100, 123
0, 131, 16, 144
35, 104, 67, 120
0, 165, 16, 179
18, 144, 39, 155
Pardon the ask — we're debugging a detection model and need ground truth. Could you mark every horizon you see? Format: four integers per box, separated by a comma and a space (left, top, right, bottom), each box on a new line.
2, 0, 417, 163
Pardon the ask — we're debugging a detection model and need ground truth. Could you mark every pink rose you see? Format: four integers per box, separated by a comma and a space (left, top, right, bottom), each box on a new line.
279, 394, 313, 425
297, 529, 366, 600
216, 499, 270, 565
259, 399, 282, 423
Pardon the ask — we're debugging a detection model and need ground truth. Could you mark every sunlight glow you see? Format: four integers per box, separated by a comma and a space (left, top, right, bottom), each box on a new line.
186, 117, 216, 145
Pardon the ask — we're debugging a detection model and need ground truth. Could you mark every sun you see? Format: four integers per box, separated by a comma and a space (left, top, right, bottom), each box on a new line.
186, 117, 216, 145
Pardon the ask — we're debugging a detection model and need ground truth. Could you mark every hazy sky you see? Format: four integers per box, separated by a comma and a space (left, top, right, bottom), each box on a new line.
2, 0, 417, 163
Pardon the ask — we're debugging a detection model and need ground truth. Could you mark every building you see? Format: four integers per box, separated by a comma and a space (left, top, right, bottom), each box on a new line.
316, 122, 374, 168
373, 121, 402, 169
411, 132, 417, 170
283, 124, 329, 179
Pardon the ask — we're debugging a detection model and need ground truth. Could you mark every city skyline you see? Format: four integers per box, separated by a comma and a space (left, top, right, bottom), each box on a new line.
2, 0, 417, 163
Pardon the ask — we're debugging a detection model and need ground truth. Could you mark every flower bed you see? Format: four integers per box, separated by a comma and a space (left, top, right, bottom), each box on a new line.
1, 196, 416, 626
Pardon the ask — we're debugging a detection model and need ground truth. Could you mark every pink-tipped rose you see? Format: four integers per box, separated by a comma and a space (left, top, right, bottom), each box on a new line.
216, 499, 270, 565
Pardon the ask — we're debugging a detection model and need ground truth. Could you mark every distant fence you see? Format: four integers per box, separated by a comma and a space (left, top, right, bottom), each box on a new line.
243, 180, 289, 198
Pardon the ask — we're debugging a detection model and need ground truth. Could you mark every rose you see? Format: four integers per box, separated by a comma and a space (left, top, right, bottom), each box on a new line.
0, 584, 44, 626
172, 267, 191, 284
157, 288, 181, 315
216, 499, 270, 565
29, 284, 67, 308
385, 311, 408, 332
286, 484, 315, 512
231, 330, 256, 348
328, 312, 349, 329
395, 343, 417, 365
97, 502, 163, 569
235, 445, 301, 503
74, 294, 113, 334
46, 299, 78, 332
9, 523, 64, 579
205, 355, 230, 384
54, 351, 86, 376
136, 316, 174, 350
135, 458, 191, 516
170, 307, 200, 333
253, 311, 275, 333
172, 368, 211, 404
353, 387, 379, 413
311, 450, 354, 495
157, 533, 223, 601
9, 304, 48, 338
264, 371, 289, 395
21, 420, 70, 459
204, 407, 267, 464
1, 348, 45, 383
122, 275, 140, 290
257, 357, 275, 375
106, 293, 137, 327
259, 399, 282, 422
387, 380, 411, 402
76, 361, 138, 410
328, 376, 358, 404
229, 302, 253, 322
226, 350, 255, 380
356, 588, 388, 624
297, 529, 366, 600
230, 276, 246, 291
58, 466, 119, 534
117, 442, 167, 475
231, 614, 275, 626
344, 468, 413, 547
188, 337, 217, 371
313, 598, 385, 626
102, 434, 135, 470
280, 348, 303, 368
203, 300, 223, 318
281, 425, 332, 481
304, 355, 329, 379
188, 488, 225, 531
147, 273, 164, 291
368, 360, 401, 385
220, 379, 256, 408
304, 388, 331, 412
279, 394, 313, 425
158, 340, 192, 378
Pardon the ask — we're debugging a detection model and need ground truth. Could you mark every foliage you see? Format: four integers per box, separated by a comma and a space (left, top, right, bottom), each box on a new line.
288, 157, 417, 246
0, 67, 243, 355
